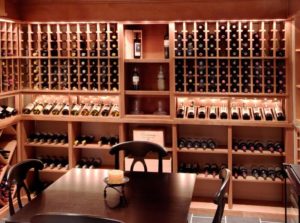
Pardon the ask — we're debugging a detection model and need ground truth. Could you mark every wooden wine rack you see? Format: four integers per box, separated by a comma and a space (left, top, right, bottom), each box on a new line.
0, 17, 296, 219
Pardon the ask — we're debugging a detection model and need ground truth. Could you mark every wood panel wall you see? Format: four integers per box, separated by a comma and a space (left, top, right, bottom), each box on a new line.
3, 0, 20, 20
288, 0, 300, 17
15, 0, 289, 21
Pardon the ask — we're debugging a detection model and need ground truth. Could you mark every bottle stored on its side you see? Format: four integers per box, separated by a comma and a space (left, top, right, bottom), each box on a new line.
90, 103, 103, 116
253, 106, 262, 120
61, 104, 70, 115
187, 101, 195, 119
267, 167, 276, 181
251, 167, 260, 179
274, 104, 286, 121
32, 103, 45, 115
241, 104, 250, 120
259, 166, 268, 180
207, 139, 216, 150
176, 103, 186, 118
51, 103, 65, 115
219, 104, 228, 119
240, 166, 248, 179
101, 103, 112, 116
81, 104, 93, 116
231, 104, 240, 120
263, 106, 274, 121
23, 102, 36, 114
197, 105, 206, 119
71, 104, 83, 116
209, 105, 217, 119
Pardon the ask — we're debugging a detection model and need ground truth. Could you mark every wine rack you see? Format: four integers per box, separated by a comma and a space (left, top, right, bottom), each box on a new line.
20, 23, 120, 92
173, 21, 286, 94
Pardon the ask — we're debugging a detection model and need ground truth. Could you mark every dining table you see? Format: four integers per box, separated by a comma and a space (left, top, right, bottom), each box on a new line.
5, 168, 196, 223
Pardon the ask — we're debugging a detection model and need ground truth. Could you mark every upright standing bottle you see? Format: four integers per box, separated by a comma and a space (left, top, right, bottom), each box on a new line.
133, 33, 141, 59
132, 67, 140, 90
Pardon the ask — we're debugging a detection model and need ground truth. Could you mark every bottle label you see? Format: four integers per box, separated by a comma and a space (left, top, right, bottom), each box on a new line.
53, 104, 63, 111
164, 40, 169, 47
231, 107, 239, 114
198, 106, 206, 113
63, 104, 69, 110
210, 106, 216, 114
274, 106, 282, 114
220, 106, 227, 113
92, 105, 102, 112
253, 107, 260, 114
73, 104, 82, 111
82, 104, 92, 111
44, 104, 53, 111
242, 107, 249, 115
264, 107, 272, 115
26, 103, 35, 111
134, 43, 141, 56
132, 76, 139, 84
36, 104, 44, 111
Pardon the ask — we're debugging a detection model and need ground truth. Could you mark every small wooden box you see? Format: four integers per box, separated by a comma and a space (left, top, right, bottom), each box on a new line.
133, 128, 164, 147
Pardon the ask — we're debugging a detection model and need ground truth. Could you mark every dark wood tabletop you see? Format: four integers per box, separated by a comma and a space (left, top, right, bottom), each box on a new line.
5, 168, 196, 223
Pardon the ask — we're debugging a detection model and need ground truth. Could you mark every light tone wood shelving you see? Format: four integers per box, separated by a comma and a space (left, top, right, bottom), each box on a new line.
125, 90, 170, 96
232, 176, 284, 184
74, 144, 111, 150
177, 147, 228, 154
196, 174, 221, 181
232, 151, 285, 157
24, 142, 68, 149
124, 58, 170, 63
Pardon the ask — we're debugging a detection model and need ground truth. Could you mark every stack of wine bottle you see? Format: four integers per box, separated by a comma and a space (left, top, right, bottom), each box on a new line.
23, 101, 120, 117
178, 163, 227, 177
0, 105, 17, 119
233, 165, 284, 181
174, 22, 286, 94
178, 162, 285, 181
233, 140, 284, 153
177, 137, 216, 150
75, 157, 102, 169
176, 100, 285, 121
37, 155, 68, 170
74, 135, 119, 146
27, 132, 68, 144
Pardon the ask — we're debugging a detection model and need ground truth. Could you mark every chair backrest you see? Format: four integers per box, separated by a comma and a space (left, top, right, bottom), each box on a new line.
30, 213, 124, 223
6, 159, 44, 216
212, 168, 231, 223
109, 141, 168, 173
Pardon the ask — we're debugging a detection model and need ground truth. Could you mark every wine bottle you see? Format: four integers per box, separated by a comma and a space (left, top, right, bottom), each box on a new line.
238, 140, 248, 152
247, 140, 255, 152
263, 106, 274, 121
259, 166, 268, 180
164, 30, 169, 59
187, 101, 195, 119
274, 142, 284, 153
203, 163, 211, 176
186, 138, 193, 148
209, 105, 217, 119
251, 167, 260, 179
232, 166, 240, 179
253, 106, 262, 120
51, 103, 65, 115
32, 103, 45, 115
101, 103, 112, 116
99, 136, 110, 145
177, 137, 186, 149
197, 105, 206, 119
81, 104, 93, 116
231, 104, 240, 120
133, 33, 141, 59
176, 103, 186, 118
267, 167, 276, 181
275, 167, 284, 181
240, 166, 248, 179
192, 139, 201, 149
219, 104, 228, 119
42, 102, 55, 115
111, 104, 120, 117
61, 104, 70, 115
254, 140, 265, 153
132, 67, 140, 90
70, 104, 83, 116
207, 139, 216, 150
90, 103, 103, 116
274, 103, 285, 121
23, 102, 36, 114
241, 104, 251, 120
210, 164, 219, 177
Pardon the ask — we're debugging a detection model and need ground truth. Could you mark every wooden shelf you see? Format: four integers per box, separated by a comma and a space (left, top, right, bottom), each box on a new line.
21, 115, 121, 123
177, 147, 228, 154
174, 92, 288, 98
124, 58, 170, 63
232, 176, 284, 184
125, 90, 170, 96
196, 174, 221, 181
124, 115, 173, 124
0, 116, 20, 130
232, 150, 285, 157
296, 49, 300, 52
37, 168, 68, 174
74, 144, 111, 150
21, 89, 121, 95
24, 142, 68, 149
175, 118, 292, 128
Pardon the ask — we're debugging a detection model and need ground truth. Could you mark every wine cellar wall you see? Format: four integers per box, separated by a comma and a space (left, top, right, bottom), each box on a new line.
0, 16, 296, 217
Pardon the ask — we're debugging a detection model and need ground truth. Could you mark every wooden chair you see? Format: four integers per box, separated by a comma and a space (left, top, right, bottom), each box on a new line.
212, 168, 231, 223
109, 141, 168, 173
6, 159, 44, 216
30, 213, 124, 223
